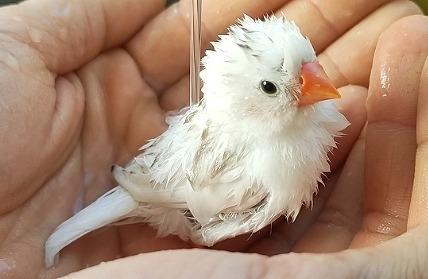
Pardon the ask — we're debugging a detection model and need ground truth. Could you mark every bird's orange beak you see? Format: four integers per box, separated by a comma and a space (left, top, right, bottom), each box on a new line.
298, 62, 341, 107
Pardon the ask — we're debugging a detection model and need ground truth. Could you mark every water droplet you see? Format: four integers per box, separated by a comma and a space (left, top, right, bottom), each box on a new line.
380, 53, 392, 96
380, 68, 390, 90
377, 222, 392, 234
28, 29, 42, 43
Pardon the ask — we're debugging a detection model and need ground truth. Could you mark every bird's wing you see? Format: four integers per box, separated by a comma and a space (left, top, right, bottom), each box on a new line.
112, 162, 188, 209
188, 148, 245, 190
113, 107, 268, 225
111, 107, 201, 208
185, 138, 268, 225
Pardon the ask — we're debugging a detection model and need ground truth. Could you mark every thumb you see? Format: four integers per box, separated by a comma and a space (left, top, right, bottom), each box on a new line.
0, 0, 166, 73
60, 225, 428, 278
61, 249, 269, 279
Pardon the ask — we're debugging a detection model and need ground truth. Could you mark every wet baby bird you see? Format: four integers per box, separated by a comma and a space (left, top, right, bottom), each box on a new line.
45, 15, 349, 268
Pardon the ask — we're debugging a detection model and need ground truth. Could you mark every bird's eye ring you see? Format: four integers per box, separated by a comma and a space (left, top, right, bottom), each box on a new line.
260, 80, 278, 95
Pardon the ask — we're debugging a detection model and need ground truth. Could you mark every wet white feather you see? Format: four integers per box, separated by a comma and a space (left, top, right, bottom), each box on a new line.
45, 15, 349, 268
44, 187, 138, 267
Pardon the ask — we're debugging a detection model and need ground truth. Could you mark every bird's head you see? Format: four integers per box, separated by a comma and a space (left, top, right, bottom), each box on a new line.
200, 15, 340, 131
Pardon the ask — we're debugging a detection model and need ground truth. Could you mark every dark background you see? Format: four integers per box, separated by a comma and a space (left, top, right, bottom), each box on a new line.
0, 0, 17, 5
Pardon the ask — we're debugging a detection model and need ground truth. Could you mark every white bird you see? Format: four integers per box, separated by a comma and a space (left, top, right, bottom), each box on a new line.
45, 15, 349, 268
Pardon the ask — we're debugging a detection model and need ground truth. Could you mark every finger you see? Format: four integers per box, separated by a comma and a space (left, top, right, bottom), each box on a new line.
126, 0, 290, 92
77, 49, 167, 155
410, 59, 428, 227
318, 0, 422, 89
351, 15, 427, 248
160, 76, 191, 112
407, 17, 428, 228
0, 0, 166, 73
276, 0, 391, 53
60, 249, 270, 279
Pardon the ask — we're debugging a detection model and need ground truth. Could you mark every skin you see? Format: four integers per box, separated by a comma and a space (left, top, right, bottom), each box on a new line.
0, 0, 426, 278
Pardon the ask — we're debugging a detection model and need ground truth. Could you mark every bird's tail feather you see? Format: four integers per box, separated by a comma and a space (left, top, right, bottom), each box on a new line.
45, 186, 138, 268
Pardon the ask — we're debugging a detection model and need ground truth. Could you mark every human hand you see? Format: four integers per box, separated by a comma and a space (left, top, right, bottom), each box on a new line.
0, 0, 422, 278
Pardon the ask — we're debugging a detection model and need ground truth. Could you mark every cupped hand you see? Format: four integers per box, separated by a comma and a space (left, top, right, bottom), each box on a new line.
0, 0, 423, 278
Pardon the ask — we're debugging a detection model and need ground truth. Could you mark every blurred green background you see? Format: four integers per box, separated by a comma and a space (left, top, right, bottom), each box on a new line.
417, 0, 428, 13
0, 0, 427, 13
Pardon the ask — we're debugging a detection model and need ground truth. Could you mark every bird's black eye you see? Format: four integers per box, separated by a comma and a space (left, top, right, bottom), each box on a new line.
260, 80, 278, 95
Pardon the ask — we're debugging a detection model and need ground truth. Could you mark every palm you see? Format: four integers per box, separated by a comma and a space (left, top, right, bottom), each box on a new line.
0, 0, 423, 278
